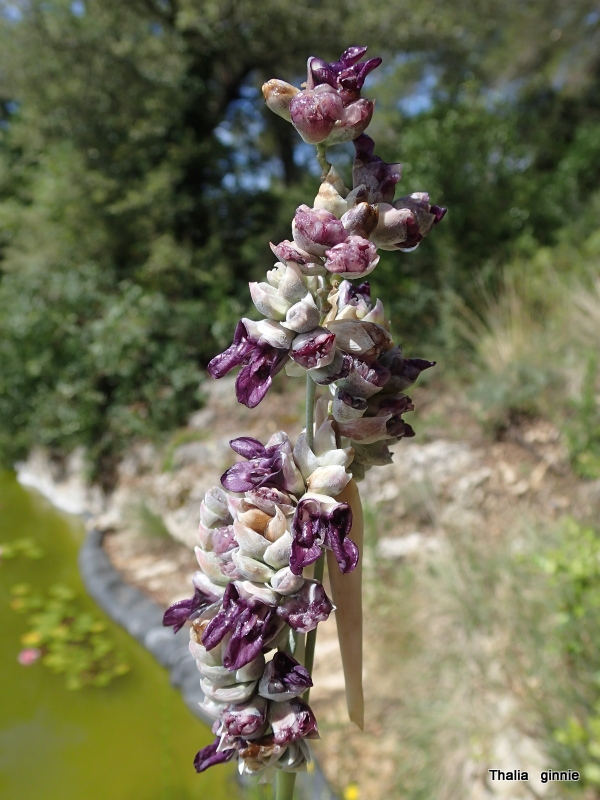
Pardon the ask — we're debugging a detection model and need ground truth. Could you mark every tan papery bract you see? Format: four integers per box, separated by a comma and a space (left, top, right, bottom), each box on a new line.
326, 478, 364, 729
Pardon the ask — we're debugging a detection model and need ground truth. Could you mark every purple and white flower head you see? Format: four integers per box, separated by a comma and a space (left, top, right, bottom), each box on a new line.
290, 493, 357, 576
292, 205, 347, 257
263, 47, 381, 146
371, 193, 447, 252
324, 236, 379, 279
208, 319, 294, 408
352, 133, 402, 204
221, 433, 305, 497
167, 42, 447, 782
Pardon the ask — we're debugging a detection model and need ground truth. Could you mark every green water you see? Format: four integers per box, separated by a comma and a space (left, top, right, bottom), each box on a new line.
0, 472, 238, 800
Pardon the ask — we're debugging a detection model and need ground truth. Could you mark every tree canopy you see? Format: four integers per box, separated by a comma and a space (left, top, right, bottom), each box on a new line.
0, 0, 598, 481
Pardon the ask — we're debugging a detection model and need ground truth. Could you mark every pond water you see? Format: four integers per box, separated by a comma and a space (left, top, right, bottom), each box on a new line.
0, 471, 239, 800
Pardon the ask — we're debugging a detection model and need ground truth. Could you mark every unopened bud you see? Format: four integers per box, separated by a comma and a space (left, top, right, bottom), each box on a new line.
231, 550, 275, 583
341, 202, 379, 238
283, 292, 321, 333
249, 282, 292, 320
306, 464, 352, 496
262, 79, 300, 121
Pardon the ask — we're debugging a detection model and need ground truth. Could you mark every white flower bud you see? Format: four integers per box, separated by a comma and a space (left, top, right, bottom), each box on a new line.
231, 550, 275, 583
235, 653, 266, 683
326, 320, 378, 355
249, 282, 292, 320
192, 570, 226, 599
276, 263, 308, 304
362, 298, 387, 325
306, 464, 352, 496
197, 662, 238, 687
199, 697, 228, 720
292, 431, 319, 480
313, 181, 348, 219
242, 318, 295, 350
195, 547, 235, 585
189, 634, 221, 667
200, 677, 258, 704
237, 581, 280, 606
266, 262, 286, 288
263, 531, 292, 569
265, 505, 288, 542
270, 567, 305, 595
282, 293, 321, 333
233, 520, 269, 560
312, 419, 336, 455
262, 79, 300, 121
317, 447, 354, 469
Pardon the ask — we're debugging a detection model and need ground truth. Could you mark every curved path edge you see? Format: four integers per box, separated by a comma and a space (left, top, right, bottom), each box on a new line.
79, 527, 338, 800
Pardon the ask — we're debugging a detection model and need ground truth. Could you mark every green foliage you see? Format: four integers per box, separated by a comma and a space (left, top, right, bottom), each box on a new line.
0, 0, 598, 477
536, 519, 600, 790
10, 582, 130, 690
564, 357, 600, 480
369, 82, 600, 349
0, 536, 44, 560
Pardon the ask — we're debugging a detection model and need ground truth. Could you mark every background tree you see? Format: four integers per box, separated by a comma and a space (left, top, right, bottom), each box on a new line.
0, 0, 598, 482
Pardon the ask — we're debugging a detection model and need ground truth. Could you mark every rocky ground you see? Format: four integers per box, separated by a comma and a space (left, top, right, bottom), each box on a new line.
19, 374, 600, 800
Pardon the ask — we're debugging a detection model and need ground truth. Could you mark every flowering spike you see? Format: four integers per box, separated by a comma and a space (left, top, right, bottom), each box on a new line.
173, 43, 444, 782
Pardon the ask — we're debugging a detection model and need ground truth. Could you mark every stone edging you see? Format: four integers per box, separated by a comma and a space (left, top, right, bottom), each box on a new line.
78, 527, 338, 800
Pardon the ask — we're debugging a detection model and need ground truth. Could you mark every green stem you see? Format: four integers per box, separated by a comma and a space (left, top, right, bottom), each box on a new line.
275, 769, 297, 800
316, 143, 331, 180
305, 375, 316, 449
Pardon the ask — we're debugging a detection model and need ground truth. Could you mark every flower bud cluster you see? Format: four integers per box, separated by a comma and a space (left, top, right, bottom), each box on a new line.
169, 44, 445, 781
209, 61, 444, 413
262, 47, 381, 145
321, 281, 435, 479
163, 430, 358, 776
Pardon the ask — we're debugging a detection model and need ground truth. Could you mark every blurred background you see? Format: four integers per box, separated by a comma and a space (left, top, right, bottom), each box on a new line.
0, 0, 599, 798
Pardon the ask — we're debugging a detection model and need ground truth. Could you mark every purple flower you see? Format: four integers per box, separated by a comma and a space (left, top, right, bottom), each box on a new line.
193, 739, 236, 773
339, 281, 372, 312
324, 235, 379, 278
291, 92, 374, 146
263, 48, 381, 145
270, 240, 324, 276
201, 583, 282, 671
308, 350, 353, 385
379, 347, 436, 392
289, 86, 344, 144
269, 698, 319, 745
163, 585, 219, 633
290, 497, 357, 575
221, 697, 269, 739
292, 205, 347, 257
244, 486, 296, 518
207, 319, 292, 408
289, 498, 322, 573
221, 433, 304, 496
283, 47, 381, 145
210, 525, 238, 556
374, 395, 416, 438
352, 134, 402, 204
340, 201, 380, 239
335, 356, 390, 399
291, 327, 336, 370
371, 194, 447, 252
258, 652, 313, 701
307, 47, 382, 103
277, 579, 334, 633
